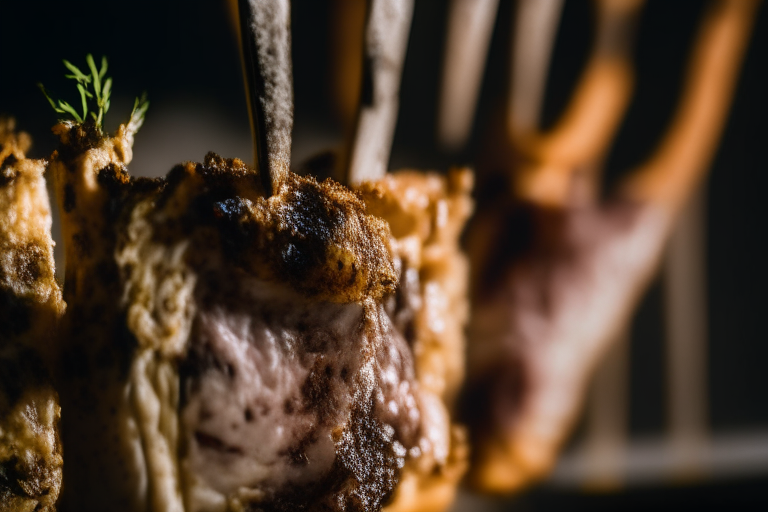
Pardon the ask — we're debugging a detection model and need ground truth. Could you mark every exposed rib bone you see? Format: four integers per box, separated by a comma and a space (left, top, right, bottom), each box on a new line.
508, 0, 565, 135
345, 0, 414, 185
620, 0, 760, 215
511, 0, 643, 207
238, 0, 293, 196
437, 0, 500, 150
663, 186, 710, 478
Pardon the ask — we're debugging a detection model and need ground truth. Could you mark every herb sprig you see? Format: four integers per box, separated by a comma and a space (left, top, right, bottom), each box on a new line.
39, 55, 148, 133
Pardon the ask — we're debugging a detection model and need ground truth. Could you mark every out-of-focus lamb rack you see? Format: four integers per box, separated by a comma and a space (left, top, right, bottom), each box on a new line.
0, 118, 64, 511
447, 0, 760, 492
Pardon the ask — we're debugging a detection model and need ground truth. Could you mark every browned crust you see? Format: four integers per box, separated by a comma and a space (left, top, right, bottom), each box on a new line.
0, 118, 64, 512
359, 169, 474, 512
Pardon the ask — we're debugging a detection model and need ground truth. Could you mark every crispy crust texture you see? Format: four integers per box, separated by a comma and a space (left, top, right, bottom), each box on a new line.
358, 169, 473, 512
0, 118, 64, 512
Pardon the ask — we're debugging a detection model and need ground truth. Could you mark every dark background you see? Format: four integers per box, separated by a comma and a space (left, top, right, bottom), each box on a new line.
1, 0, 767, 510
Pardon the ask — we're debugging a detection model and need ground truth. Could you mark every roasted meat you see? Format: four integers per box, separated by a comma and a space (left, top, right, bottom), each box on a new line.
51, 118, 472, 512
0, 118, 64, 512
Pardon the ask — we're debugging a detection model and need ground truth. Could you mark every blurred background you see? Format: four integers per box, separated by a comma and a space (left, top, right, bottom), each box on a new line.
1, 0, 767, 510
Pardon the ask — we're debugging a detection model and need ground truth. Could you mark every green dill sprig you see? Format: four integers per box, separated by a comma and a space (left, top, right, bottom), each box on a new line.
39, 55, 147, 134
128, 93, 149, 135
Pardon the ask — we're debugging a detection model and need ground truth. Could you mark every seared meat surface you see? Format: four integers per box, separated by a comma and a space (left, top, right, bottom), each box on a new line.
0, 118, 64, 512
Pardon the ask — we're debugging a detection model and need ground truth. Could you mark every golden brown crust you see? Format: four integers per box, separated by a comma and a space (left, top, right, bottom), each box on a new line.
358, 169, 473, 512
0, 119, 63, 348
0, 385, 62, 512
0, 118, 64, 512
166, 155, 398, 304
